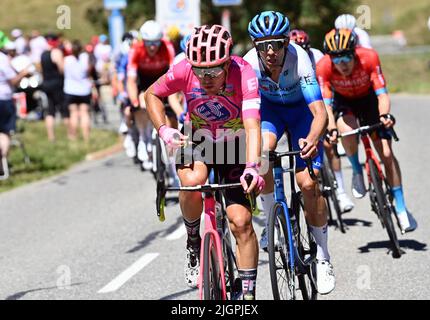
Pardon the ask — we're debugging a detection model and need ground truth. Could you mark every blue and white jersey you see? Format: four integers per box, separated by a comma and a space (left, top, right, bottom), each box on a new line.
243, 42, 322, 106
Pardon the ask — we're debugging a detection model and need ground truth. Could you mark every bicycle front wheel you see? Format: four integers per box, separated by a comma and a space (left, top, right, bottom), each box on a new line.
368, 159, 402, 258
203, 233, 223, 300
268, 202, 295, 300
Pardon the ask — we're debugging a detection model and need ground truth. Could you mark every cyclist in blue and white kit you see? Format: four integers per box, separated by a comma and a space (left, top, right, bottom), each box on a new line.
244, 11, 335, 294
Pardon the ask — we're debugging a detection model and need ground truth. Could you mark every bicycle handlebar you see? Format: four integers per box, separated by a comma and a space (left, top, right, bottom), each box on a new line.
340, 122, 399, 142
266, 150, 317, 180
156, 174, 257, 221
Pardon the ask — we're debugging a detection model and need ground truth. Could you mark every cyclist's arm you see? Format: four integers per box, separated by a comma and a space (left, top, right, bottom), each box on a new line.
316, 58, 336, 131
368, 50, 391, 117
243, 116, 261, 167
127, 47, 140, 107
145, 84, 167, 130
167, 93, 184, 118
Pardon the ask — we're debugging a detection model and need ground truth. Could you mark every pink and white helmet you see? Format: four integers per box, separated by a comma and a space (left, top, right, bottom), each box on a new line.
186, 25, 233, 67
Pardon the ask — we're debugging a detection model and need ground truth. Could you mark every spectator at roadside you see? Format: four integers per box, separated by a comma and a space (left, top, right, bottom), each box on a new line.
0, 37, 30, 179
63, 40, 93, 143
11, 28, 28, 55
41, 33, 70, 142
29, 30, 48, 66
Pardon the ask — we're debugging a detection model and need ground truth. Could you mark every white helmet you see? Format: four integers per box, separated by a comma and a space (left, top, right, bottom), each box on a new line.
140, 20, 163, 41
335, 14, 357, 30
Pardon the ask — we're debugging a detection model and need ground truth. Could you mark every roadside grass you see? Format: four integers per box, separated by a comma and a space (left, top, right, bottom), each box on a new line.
380, 52, 430, 94
0, 121, 119, 193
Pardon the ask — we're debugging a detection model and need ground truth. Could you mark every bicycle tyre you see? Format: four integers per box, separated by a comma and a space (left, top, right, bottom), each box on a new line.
293, 193, 318, 300
268, 202, 295, 300
324, 165, 346, 233
368, 159, 402, 258
203, 233, 223, 300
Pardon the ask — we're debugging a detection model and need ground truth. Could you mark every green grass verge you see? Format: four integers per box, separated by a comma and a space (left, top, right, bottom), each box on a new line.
380, 52, 430, 94
0, 121, 119, 193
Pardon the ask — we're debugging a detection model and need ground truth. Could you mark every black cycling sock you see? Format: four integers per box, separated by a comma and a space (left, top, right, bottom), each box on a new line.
238, 268, 257, 300
183, 218, 201, 251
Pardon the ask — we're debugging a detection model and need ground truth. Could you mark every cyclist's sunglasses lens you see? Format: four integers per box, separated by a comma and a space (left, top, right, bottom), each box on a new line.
331, 54, 353, 64
192, 65, 224, 79
255, 39, 285, 52
145, 40, 161, 47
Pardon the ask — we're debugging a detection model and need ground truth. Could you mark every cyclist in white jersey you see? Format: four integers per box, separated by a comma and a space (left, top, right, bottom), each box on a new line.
335, 14, 372, 49
244, 11, 335, 295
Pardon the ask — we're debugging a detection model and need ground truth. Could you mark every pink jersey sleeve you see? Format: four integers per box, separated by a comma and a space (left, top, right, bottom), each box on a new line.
152, 59, 187, 97
237, 57, 261, 120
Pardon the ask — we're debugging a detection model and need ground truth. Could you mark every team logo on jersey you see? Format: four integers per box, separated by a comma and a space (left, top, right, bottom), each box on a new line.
196, 101, 231, 122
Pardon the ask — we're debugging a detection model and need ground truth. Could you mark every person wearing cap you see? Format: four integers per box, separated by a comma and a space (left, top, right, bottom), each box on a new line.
93, 34, 112, 82
41, 33, 69, 142
11, 28, 27, 55
0, 35, 31, 179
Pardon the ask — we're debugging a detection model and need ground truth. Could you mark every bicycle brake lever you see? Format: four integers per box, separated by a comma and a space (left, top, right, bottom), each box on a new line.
156, 180, 166, 222
244, 174, 258, 215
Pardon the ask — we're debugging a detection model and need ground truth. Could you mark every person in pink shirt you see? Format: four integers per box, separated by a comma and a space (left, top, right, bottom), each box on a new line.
145, 25, 264, 300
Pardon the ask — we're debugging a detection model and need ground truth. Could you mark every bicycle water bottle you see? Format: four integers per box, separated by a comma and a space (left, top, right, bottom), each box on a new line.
289, 209, 298, 238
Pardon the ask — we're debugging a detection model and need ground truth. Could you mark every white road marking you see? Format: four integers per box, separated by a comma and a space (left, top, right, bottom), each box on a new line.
165, 225, 186, 240
98, 253, 159, 293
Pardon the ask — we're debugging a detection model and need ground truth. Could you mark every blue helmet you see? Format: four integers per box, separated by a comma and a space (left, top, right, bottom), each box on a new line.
180, 34, 191, 53
248, 11, 290, 40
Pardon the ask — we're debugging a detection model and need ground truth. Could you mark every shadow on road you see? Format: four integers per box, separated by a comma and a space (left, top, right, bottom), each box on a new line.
126, 216, 183, 254
358, 239, 427, 254
343, 218, 373, 228
6, 282, 84, 300
159, 288, 197, 300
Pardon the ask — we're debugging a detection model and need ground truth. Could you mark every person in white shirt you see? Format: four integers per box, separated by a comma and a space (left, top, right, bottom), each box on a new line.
29, 30, 48, 65
335, 14, 372, 49
64, 40, 93, 143
93, 34, 112, 82
0, 45, 30, 179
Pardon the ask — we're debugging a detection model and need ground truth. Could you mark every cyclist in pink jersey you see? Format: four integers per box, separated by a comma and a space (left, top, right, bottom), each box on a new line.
145, 25, 264, 300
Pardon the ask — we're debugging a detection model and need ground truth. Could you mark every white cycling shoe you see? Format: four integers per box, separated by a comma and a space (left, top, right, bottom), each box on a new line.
123, 134, 136, 158
337, 192, 354, 213
314, 259, 336, 295
352, 172, 367, 199
184, 246, 200, 288
137, 140, 152, 170
397, 210, 417, 234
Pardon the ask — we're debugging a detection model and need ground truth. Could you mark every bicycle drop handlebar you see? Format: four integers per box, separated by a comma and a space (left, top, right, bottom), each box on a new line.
265, 150, 317, 180
156, 174, 257, 221
339, 121, 399, 142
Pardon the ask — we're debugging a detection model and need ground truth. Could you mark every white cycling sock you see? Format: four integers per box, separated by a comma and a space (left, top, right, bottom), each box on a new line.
260, 193, 275, 227
309, 224, 330, 261
334, 170, 345, 194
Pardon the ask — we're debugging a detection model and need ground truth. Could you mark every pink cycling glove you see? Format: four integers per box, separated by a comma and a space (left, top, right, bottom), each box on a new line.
240, 167, 265, 194
158, 125, 186, 149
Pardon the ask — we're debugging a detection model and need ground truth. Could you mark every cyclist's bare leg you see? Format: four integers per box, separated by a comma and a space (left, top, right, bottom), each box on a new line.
324, 141, 341, 172
296, 167, 327, 227
177, 161, 208, 221
227, 205, 258, 269
123, 106, 133, 129
372, 138, 402, 187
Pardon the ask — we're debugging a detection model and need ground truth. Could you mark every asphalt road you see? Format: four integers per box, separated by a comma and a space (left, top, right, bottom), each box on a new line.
0, 94, 429, 300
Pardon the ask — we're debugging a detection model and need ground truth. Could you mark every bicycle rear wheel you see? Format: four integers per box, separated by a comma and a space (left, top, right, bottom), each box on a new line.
322, 164, 346, 233
268, 202, 295, 300
203, 233, 223, 300
368, 159, 402, 258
